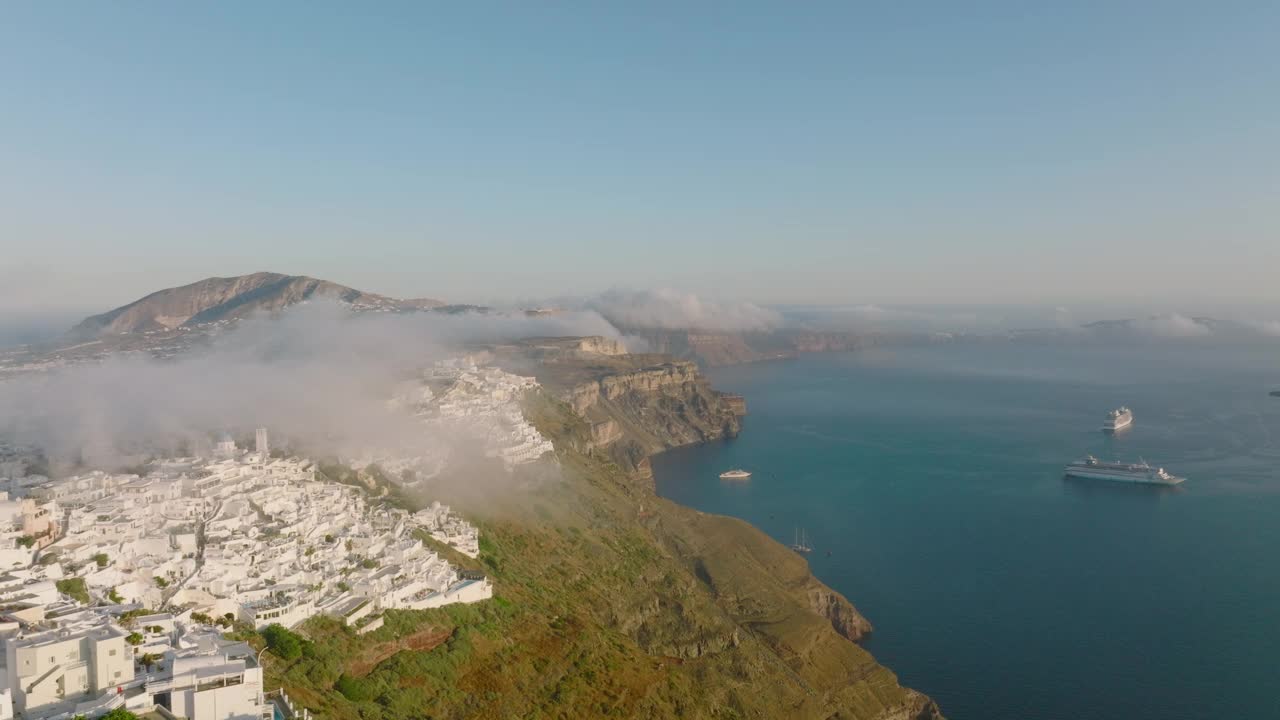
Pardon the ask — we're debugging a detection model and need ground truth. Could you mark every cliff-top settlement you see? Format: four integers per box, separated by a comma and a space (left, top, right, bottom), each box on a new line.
0, 328, 941, 720
0, 431, 491, 720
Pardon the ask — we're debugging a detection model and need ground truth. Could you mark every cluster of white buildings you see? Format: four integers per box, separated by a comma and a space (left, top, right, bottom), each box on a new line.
387, 362, 554, 476
0, 431, 491, 719
0, 600, 271, 720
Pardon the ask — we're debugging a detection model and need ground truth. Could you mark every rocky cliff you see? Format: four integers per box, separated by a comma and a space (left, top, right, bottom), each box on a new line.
264, 346, 942, 720
530, 356, 741, 476
525, 347, 939, 717
519, 335, 629, 359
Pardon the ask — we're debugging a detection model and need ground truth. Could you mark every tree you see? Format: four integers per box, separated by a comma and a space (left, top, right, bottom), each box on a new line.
335, 673, 373, 702
16, 536, 34, 549
93, 553, 109, 567
126, 632, 144, 646
190, 612, 213, 625
261, 623, 304, 661
118, 608, 155, 626
101, 709, 140, 720
56, 578, 90, 604
154, 577, 169, 589
108, 587, 124, 604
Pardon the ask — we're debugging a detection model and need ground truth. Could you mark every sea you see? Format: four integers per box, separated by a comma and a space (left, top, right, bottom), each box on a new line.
650, 339, 1280, 720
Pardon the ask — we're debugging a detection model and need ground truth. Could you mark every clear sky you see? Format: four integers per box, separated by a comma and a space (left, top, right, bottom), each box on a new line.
2, 2, 1277, 313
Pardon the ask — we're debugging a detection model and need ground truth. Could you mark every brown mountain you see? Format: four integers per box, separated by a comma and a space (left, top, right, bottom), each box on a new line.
71, 272, 443, 337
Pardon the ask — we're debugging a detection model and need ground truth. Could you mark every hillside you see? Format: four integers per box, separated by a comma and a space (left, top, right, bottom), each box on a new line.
261, 350, 942, 719
70, 272, 443, 337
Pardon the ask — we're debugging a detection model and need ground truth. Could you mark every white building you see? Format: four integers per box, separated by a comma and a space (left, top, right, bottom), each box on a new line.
3, 621, 134, 718
148, 634, 268, 720
0, 493, 59, 571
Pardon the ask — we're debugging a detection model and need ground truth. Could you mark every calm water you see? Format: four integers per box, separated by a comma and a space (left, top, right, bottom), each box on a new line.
651, 341, 1280, 720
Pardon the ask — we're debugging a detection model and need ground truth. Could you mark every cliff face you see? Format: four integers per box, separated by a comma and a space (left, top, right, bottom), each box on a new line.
547, 359, 741, 474
527, 348, 939, 717
519, 335, 629, 360
270, 350, 941, 720
440, 391, 940, 720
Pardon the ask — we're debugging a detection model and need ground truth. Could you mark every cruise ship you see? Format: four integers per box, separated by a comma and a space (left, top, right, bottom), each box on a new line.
1064, 456, 1184, 485
1101, 406, 1133, 433
719, 469, 751, 480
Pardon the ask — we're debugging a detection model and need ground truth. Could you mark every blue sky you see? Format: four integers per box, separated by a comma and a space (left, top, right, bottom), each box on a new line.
2, 2, 1277, 312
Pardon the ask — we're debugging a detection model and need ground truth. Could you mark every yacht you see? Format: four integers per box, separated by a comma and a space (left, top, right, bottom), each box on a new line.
719, 469, 751, 480
790, 527, 813, 554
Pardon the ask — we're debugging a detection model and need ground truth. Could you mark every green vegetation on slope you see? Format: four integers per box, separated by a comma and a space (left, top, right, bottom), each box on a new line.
264, 388, 939, 720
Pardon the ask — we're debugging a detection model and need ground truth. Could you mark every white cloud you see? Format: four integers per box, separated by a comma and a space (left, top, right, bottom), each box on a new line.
1128, 313, 1212, 338
0, 301, 621, 472
586, 288, 782, 332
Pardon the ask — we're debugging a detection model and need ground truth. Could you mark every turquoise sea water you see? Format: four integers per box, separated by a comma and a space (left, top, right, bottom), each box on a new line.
650, 341, 1280, 720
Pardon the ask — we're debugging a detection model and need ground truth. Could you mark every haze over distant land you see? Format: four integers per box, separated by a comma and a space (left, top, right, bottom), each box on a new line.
2, 4, 1278, 309
3, 273, 1279, 358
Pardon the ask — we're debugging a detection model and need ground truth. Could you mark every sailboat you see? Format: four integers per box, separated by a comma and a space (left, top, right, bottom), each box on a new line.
790, 527, 812, 554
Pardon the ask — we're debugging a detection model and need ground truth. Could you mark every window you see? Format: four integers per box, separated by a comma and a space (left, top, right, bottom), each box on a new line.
109, 649, 117, 656
114, 670, 122, 678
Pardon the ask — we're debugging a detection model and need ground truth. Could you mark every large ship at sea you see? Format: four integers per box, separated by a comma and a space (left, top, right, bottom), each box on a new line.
1064, 455, 1184, 485
1101, 406, 1133, 433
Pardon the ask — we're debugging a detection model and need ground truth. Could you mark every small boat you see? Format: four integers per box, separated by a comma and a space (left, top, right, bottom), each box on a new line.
719, 469, 751, 480
790, 527, 812, 554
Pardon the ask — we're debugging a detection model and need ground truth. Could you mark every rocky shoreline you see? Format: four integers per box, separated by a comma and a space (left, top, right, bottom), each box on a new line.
505, 340, 944, 719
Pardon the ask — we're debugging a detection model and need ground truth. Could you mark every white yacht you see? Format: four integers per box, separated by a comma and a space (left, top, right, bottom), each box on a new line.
790, 527, 812, 554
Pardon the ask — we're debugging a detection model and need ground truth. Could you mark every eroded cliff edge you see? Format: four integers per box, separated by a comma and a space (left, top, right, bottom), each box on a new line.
502, 338, 943, 719
271, 340, 941, 719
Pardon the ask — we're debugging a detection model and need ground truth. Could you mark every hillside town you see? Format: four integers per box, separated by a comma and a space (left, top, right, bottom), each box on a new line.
0, 430, 492, 720
360, 360, 556, 485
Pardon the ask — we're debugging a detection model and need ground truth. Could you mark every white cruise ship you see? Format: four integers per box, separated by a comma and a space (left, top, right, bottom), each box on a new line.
1102, 407, 1133, 433
1064, 456, 1184, 485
